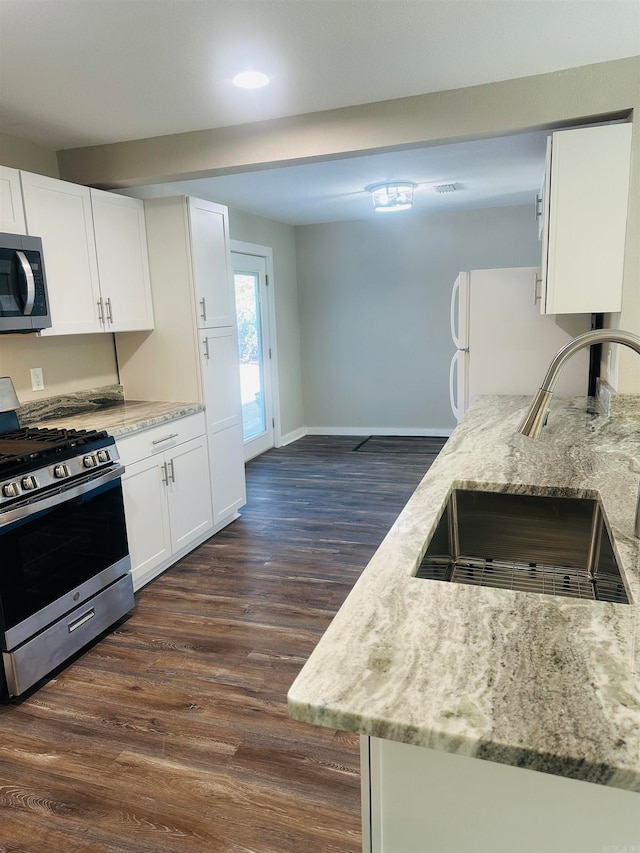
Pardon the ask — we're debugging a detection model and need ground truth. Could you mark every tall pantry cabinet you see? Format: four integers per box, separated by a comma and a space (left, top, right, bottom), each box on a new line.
116, 196, 246, 529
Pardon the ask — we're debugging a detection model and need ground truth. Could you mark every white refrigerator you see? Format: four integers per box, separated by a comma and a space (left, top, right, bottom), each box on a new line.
449, 267, 591, 422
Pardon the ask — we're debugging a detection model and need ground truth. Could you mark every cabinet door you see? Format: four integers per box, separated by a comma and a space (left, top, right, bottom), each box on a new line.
201, 328, 246, 523
188, 197, 234, 328
365, 736, 640, 853
21, 171, 102, 335
541, 123, 632, 315
90, 190, 154, 332
121, 455, 172, 590
208, 423, 246, 523
0, 166, 26, 234
166, 435, 213, 551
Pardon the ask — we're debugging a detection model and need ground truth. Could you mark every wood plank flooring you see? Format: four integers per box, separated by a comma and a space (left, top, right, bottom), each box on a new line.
0, 435, 446, 853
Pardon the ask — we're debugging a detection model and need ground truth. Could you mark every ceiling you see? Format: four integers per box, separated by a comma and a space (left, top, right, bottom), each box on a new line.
1, 0, 638, 224
118, 130, 552, 225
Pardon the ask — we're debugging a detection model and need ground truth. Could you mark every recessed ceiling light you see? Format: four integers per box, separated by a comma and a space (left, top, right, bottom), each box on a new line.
232, 70, 269, 89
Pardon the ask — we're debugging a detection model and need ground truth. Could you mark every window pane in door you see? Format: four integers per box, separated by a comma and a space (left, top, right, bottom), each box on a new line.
234, 272, 266, 441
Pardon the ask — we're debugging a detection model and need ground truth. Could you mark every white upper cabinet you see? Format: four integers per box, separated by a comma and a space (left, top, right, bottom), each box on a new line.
20, 171, 103, 335
0, 166, 26, 234
538, 123, 632, 315
188, 197, 234, 328
17, 170, 154, 336
90, 189, 154, 332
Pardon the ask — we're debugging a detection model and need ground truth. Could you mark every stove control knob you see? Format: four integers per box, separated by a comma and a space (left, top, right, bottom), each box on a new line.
53, 464, 70, 479
21, 475, 38, 491
3, 482, 20, 498
96, 449, 111, 463
83, 455, 97, 468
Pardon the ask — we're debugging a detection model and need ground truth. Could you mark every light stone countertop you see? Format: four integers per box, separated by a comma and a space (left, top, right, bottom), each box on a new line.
18, 386, 203, 438
27, 399, 204, 438
287, 394, 640, 793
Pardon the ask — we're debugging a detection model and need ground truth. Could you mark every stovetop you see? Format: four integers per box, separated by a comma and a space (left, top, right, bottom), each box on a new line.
0, 425, 119, 510
0, 426, 110, 474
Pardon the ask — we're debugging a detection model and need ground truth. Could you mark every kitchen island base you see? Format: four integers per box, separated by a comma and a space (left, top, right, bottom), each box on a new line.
361, 736, 640, 853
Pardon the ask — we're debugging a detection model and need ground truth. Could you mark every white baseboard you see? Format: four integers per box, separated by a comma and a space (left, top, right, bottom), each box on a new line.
279, 426, 307, 446
305, 426, 454, 437
277, 426, 454, 445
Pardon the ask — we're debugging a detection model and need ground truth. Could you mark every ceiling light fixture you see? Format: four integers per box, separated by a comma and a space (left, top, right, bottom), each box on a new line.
366, 182, 416, 212
232, 70, 270, 89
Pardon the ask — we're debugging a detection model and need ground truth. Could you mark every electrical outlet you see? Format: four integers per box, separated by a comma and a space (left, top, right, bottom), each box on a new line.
30, 367, 44, 391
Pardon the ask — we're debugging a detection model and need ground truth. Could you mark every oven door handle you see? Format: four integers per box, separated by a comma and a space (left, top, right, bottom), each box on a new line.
0, 464, 125, 528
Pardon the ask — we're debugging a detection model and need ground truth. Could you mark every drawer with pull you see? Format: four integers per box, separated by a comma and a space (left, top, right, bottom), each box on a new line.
116, 412, 206, 466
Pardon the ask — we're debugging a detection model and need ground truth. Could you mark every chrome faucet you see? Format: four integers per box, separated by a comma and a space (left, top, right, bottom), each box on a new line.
517, 328, 640, 538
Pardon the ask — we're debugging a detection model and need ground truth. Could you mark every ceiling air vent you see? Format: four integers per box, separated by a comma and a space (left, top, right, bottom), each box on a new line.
432, 183, 458, 193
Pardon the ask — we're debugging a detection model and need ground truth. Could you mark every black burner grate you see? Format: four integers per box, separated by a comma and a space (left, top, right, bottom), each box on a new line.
0, 427, 109, 475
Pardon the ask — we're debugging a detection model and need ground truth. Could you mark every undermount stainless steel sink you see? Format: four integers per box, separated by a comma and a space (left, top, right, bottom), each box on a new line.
415, 489, 630, 604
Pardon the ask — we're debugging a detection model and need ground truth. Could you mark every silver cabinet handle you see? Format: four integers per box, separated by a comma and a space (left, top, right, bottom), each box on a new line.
203, 338, 210, 360
97, 298, 104, 323
535, 193, 543, 221
152, 433, 179, 445
16, 250, 36, 315
105, 297, 113, 323
168, 459, 176, 483
161, 461, 169, 485
534, 273, 543, 304
200, 297, 207, 322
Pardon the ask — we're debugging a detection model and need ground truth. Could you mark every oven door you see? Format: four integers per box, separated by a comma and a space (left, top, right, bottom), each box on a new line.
0, 468, 131, 652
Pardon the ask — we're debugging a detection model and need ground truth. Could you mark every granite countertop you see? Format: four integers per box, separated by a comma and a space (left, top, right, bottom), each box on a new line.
18, 385, 204, 438
287, 394, 640, 793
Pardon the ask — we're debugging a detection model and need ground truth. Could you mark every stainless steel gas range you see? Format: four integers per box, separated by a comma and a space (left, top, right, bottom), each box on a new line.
0, 378, 133, 699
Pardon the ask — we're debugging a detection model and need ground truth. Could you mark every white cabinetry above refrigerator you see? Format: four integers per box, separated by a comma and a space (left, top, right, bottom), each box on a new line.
536, 123, 632, 315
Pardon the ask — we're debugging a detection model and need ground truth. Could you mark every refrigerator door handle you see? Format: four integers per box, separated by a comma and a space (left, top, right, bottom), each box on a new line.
449, 350, 464, 423
451, 275, 461, 348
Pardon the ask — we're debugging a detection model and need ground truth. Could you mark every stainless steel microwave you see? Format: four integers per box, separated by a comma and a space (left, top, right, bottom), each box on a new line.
0, 232, 51, 333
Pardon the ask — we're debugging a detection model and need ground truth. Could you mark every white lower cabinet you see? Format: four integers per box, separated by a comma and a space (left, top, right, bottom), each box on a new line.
118, 414, 214, 590
362, 736, 639, 853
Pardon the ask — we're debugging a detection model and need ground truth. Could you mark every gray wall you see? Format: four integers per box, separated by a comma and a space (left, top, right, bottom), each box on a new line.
227, 208, 305, 439
296, 205, 541, 432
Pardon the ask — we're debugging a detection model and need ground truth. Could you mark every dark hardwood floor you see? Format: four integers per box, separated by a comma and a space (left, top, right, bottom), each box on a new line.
0, 435, 446, 853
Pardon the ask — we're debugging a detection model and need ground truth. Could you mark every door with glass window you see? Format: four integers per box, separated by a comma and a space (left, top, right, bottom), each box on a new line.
231, 252, 274, 460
